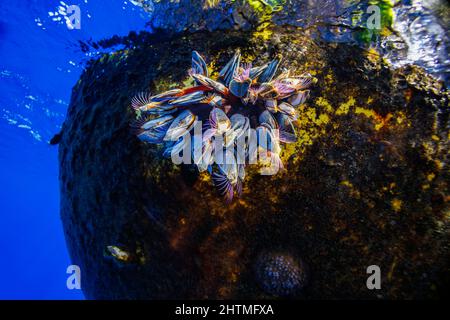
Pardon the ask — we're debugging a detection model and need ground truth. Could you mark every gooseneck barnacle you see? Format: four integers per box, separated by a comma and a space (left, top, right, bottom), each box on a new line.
131, 50, 315, 202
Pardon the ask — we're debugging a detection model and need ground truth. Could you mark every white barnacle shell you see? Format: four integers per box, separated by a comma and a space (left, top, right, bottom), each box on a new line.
168, 91, 204, 106
222, 113, 248, 148
151, 89, 183, 101
259, 151, 283, 176
191, 73, 228, 95
218, 149, 238, 186
140, 115, 174, 130
278, 102, 298, 121
265, 99, 277, 112
106, 246, 130, 262
209, 108, 231, 134
259, 110, 278, 130
193, 135, 214, 172
164, 110, 196, 141
256, 125, 281, 155
230, 113, 249, 141
277, 113, 297, 143
238, 163, 245, 181
288, 90, 310, 107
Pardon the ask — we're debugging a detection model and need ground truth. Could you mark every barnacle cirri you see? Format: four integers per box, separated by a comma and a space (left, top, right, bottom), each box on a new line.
130, 50, 315, 202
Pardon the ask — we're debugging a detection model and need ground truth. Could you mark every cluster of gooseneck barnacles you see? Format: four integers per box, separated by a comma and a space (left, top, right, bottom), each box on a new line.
131, 50, 314, 202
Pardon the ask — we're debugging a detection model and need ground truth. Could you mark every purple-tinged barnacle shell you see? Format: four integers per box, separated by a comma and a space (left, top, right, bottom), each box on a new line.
229, 78, 251, 98
259, 110, 278, 130
209, 107, 231, 134
258, 55, 281, 83
218, 50, 241, 86
288, 90, 310, 107
192, 50, 209, 77
277, 113, 297, 143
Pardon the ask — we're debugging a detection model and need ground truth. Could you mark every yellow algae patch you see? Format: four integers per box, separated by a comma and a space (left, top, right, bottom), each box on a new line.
198, 171, 212, 183
354, 106, 393, 130
340, 180, 361, 198
285, 96, 349, 162
324, 71, 335, 86
317, 113, 330, 125
324, 97, 409, 132
280, 89, 412, 167
420, 138, 446, 172
252, 26, 273, 41
366, 47, 381, 63
241, 51, 257, 61
434, 160, 444, 170
280, 141, 297, 162
422, 141, 437, 163
421, 173, 436, 190
298, 106, 330, 127
395, 111, 407, 125
207, 60, 219, 78
154, 78, 179, 92
340, 180, 353, 188
354, 106, 377, 118
391, 198, 403, 212
374, 117, 392, 130
382, 182, 397, 194
293, 105, 332, 155
335, 97, 355, 115
182, 76, 195, 88
431, 135, 440, 141
384, 111, 410, 129
387, 256, 398, 281
315, 97, 334, 113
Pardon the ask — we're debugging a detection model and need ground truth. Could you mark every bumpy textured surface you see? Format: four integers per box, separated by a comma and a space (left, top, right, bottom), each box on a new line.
59, 26, 449, 299
255, 252, 307, 296
146, 0, 360, 33
144, 0, 450, 84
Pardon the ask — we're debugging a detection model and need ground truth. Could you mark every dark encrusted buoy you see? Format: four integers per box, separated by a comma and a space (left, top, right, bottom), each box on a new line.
58, 26, 449, 299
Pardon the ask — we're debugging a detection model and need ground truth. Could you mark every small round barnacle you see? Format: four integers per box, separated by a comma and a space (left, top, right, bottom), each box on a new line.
254, 251, 308, 297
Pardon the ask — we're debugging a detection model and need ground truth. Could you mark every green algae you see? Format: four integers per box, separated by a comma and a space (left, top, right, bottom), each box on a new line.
352, 0, 395, 43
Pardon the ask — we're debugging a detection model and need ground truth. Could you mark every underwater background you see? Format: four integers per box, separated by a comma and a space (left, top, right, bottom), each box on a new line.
0, 0, 153, 299
0, 0, 448, 299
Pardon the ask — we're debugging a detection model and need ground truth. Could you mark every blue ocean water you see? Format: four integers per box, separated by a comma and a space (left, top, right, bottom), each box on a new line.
0, 0, 150, 299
